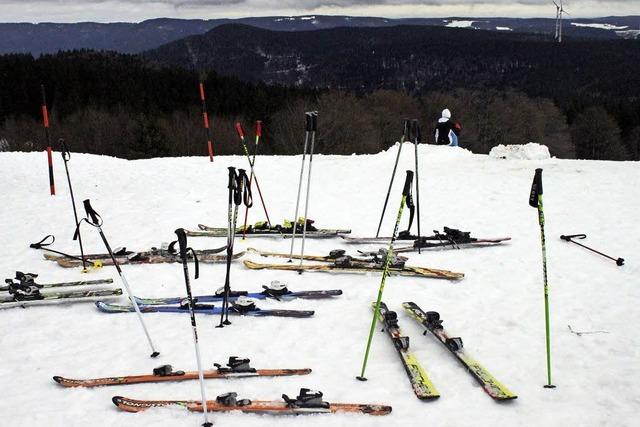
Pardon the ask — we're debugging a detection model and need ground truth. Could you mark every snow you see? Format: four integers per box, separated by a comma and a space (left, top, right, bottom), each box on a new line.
446, 20, 475, 28
1, 144, 640, 426
571, 22, 628, 30
489, 143, 551, 160
496, 26, 513, 31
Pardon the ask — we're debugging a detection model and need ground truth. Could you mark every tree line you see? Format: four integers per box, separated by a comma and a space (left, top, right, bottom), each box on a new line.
0, 51, 636, 160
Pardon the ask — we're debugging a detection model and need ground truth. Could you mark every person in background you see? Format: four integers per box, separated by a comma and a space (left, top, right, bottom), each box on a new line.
433, 108, 461, 147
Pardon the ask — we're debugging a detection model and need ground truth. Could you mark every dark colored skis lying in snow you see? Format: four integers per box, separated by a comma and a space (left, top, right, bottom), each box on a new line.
96, 298, 314, 318
53, 356, 311, 387
374, 302, 440, 400
112, 388, 391, 415
402, 302, 517, 401
0, 288, 123, 309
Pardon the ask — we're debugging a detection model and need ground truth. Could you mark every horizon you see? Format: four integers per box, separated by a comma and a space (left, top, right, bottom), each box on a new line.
1, 1, 639, 24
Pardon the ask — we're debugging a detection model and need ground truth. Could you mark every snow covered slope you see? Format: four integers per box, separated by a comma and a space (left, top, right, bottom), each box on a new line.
1, 145, 638, 426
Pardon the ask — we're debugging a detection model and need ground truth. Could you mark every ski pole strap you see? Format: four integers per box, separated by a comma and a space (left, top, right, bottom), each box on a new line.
560, 234, 587, 241
403, 170, 415, 231
82, 199, 103, 226
529, 168, 543, 208
29, 234, 55, 249
235, 169, 253, 207
59, 138, 71, 162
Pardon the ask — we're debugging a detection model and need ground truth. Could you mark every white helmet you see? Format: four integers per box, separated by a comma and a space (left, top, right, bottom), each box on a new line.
441, 109, 451, 119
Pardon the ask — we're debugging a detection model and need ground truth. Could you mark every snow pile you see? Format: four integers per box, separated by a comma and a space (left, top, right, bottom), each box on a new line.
1, 145, 639, 426
571, 22, 628, 30
489, 143, 551, 160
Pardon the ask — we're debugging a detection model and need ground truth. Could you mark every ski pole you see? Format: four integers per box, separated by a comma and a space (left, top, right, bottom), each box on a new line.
40, 84, 55, 196
59, 138, 88, 272
198, 81, 214, 162
287, 112, 313, 262
411, 120, 422, 254
235, 122, 272, 228
375, 119, 410, 238
560, 234, 624, 266
298, 111, 318, 268
529, 169, 555, 389
175, 228, 212, 427
241, 120, 262, 239
29, 235, 102, 267
80, 199, 159, 358
357, 170, 414, 381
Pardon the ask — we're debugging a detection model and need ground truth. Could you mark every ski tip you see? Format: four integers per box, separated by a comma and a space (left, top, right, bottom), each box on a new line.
112, 396, 124, 406
52, 376, 63, 384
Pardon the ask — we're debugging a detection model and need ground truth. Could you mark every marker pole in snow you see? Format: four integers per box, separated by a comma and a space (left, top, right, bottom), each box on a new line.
375, 119, 410, 238
560, 234, 624, 266
40, 84, 55, 196
59, 138, 88, 272
80, 199, 159, 358
175, 228, 212, 427
241, 120, 262, 239
411, 120, 422, 253
235, 122, 272, 228
298, 111, 318, 268
218, 168, 252, 328
357, 170, 414, 381
529, 169, 555, 389
287, 112, 313, 262
198, 82, 214, 162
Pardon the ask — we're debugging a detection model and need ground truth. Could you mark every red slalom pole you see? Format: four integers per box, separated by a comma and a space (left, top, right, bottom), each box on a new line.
198, 82, 214, 162
241, 120, 263, 239
41, 84, 55, 195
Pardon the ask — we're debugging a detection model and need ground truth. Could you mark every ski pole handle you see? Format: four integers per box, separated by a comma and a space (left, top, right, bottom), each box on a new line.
83, 199, 101, 226
305, 112, 313, 131
402, 170, 414, 197
402, 118, 410, 140
560, 234, 586, 241
255, 120, 262, 137
529, 168, 543, 208
227, 167, 237, 190
175, 228, 188, 260
235, 122, 244, 139
311, 111, 318, 131
59, 138, 71, 161
412, 120, 421, 143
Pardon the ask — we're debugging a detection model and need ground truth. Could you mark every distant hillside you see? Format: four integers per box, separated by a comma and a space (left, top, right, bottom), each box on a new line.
0, 15, 637, 55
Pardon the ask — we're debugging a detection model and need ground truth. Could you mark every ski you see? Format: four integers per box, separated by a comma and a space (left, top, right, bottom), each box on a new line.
52, 251, 244, 268
96, 299, 315, 318
0, 288, 122, 309
402, 302, 517, 400
390, 238, 511, 253
188, 222, 351, 238
374, 302, 439, 400
2, 272, 114, 292
247, 247, 410, 263
342, 226, 508, 246
134, 283, 342, 305
112, 388, 391, 415
186, 229, 347, 238
42, 244, 227, 261
53, 356, 311, 388
243, 260, 464, 280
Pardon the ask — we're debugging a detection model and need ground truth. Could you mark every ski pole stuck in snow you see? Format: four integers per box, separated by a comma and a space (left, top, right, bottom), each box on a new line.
357, 170, 414, 382
79, 199, 160, 358
241, 120, 263, 239
298, 111, 318, 268
198, 81, 215, 162
529, 168, 555, 389
560, 234, 624, 266
40, 84, 55, 196
175, 228, 212, 427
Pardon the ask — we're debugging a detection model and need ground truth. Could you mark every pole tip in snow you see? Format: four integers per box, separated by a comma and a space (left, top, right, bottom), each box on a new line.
543, 384, 556, 389
150, 351, 160, 358
356, 376, 368, 381
202, 423, 213, 427
616, 258, 625, 266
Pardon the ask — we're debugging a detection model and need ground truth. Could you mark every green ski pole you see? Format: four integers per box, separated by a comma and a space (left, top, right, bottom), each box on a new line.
357, 170, 414, 381
529, 168, 556, 389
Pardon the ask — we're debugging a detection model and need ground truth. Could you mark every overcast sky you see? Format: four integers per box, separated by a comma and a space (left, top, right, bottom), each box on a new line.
1, 0, 638, 23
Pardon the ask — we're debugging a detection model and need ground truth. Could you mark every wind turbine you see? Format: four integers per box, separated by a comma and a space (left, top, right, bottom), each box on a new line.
558, 0, 569, 43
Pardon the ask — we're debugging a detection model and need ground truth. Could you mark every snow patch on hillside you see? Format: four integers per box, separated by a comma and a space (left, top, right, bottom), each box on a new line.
446, 20, 475, 29
496, 26, 513, 31
571, 22, 628, 30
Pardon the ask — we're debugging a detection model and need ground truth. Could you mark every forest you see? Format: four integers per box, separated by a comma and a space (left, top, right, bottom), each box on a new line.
0, 48, 637, 160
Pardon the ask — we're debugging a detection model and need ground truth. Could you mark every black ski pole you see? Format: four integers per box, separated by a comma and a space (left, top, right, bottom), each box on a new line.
80, 199, 159, 358
375, 119, 410, 238
560, 234, 624, 266
529, 169, 555, 389
411, 120, 422, 254
175, 228, 212, 427
58, 138, 88, 272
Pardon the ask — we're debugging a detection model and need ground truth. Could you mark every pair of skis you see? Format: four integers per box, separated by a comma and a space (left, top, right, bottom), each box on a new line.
186, 223, 351, 238
375, 302, 516, 401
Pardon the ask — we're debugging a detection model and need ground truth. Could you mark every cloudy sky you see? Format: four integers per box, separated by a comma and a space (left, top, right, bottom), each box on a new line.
1, 0, 638, 22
